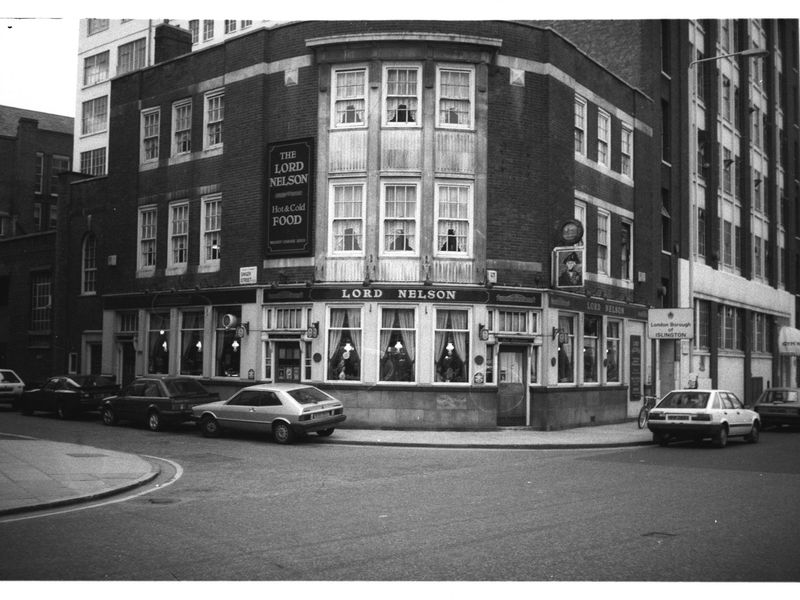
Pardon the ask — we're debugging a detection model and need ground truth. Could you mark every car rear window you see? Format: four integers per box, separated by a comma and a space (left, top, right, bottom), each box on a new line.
69, 375, 116, 388
0, 371, 21, 383
658, 392, 709, 409
165, 379, 209, 396
288, 387, 334, 405
765, 390, 799, 403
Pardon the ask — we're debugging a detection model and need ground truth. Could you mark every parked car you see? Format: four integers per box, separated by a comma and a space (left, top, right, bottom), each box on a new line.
192, 383, 346, 444
101, 376, 219, 431
20, 374, 120, 419
754, 388, 800, 428
647, 389, 761, 448
0, 369, 25, 410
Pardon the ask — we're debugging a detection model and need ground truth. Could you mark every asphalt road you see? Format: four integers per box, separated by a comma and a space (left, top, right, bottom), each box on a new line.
1, 408, 799, 581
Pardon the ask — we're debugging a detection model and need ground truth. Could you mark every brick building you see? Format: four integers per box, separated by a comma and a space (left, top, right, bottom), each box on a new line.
0, 106, 73, 380
63, 21, 658, 429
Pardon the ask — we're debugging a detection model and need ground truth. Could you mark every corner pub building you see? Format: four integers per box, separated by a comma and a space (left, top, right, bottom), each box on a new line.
66, 21, 659, 430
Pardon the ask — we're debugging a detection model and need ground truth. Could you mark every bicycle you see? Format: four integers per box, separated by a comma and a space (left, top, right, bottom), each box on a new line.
637, 395, 658, 429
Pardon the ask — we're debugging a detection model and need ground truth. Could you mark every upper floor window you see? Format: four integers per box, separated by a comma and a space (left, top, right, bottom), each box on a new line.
138, 206, 157, 271
333, 67, 367, 128
86, 19, 108, 36
721, 76, 731, 121
141, 108, 160, 162
620, 221, 632, 281
189, 20, 199, 44
435, 182, 472, 256
620, 124, 633, 177
574, 95, 587, 155
50, 155, 70, 196
30, 271, 52, 332
34, 152, 44, 194
384, 65, 420, 126
597, 109, 611, 168
204, 90, 224, 148
83, 51, 109, 86
597, 210, 610, 275
82, 96, 108, 135
382, 182, 418, 254
436, 66, 473, 129
330, 182, 364, 255
169, 202, 189, 269
172, 100, 192, 156
241, 20, 252, 28
118, 38, 147, 75
82, 233, 97, 295
203, 20, 214, 42
80, 148, 106, 177
722, 147, 732, 193
201, 194, 222, 269
224, 20, 237, 34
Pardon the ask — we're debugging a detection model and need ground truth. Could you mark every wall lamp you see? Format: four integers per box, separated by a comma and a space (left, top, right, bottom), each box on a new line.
306, 321, 319, 339
479, 324, 490, 341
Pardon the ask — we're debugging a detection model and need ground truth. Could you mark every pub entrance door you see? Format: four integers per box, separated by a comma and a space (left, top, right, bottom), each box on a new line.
275, 342, 301, 382
497, 345, 527, 426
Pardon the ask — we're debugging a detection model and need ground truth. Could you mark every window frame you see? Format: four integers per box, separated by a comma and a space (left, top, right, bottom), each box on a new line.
50, 155, 70, 197
203, 20, 214, 42
80, 148, 106, 177
168, 201, 190, 271
433, 307, 471, 384
380, 180, 420, 256
34, 152, 44, 195
82, 96, 108, 136
140, 107, 161, 163
30, 270, 52, 332
620, 123, 633, 177
379, 306, 418, 383
204, 90, 224, 149
137, 205, 157, 273
81, 233, 97, 295
596, 109, 611, 168
326, 307, 363, 382
329, 180, 366, 256
434, 181, 473, 258
171, 99, 192, 156
117, 38, 146, 76
382, 64, 421, 128
83, 50, 109, 86
435, 64, 475, 130
331, 66, 368, 129
574, 95, 587, 156
596, 209, 610, 276
200, 194, 222, 271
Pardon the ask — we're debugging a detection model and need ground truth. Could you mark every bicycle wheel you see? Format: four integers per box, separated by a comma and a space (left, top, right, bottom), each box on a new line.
637, 406, 648, 429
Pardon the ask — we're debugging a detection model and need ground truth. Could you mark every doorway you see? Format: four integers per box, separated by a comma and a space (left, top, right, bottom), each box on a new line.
275, 342, 301, 382
497, 346, 527, 426
118, 341, 136, 387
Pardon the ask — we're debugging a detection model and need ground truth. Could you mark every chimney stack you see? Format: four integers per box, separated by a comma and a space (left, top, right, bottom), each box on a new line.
154, 22, 192, 65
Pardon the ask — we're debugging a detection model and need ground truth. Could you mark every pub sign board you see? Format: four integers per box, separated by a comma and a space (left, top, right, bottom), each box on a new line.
267, 138, 313, 256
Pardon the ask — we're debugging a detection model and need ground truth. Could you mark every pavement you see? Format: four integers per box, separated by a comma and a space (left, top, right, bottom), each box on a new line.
0, 421, 653, 517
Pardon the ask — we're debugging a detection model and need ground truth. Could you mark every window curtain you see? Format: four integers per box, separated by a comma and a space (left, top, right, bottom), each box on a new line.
449, 310, 467, 361
397, 309, 415, 363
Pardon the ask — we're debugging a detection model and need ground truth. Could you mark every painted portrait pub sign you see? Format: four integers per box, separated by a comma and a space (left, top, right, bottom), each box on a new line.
267, 138, 313, 256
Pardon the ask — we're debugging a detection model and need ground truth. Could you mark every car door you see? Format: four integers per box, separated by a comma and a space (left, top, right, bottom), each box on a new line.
38, 378, 61, 411
216, 390, 262, 432
117, 381, 146, 420
250, 391, 284, 432
726, 392, 750, 435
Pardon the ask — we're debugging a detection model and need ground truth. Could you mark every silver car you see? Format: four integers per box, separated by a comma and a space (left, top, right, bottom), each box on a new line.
0, 369, 25, 409
192, 383, 346, 444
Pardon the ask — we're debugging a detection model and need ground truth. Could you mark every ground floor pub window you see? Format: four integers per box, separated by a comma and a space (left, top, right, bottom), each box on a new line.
328, 307, 362, 381
557, 313, 576, 383
180, 310, 204, 375
606, 320, 621, 382
148, 311, 170, 374
215, 308, 241, 377
584, 315, 601, 383
380, 307, 416, 382
434, 308, 469, 382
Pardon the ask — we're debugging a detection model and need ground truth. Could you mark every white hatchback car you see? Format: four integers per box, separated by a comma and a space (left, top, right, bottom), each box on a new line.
0, 369, 25, 409
192, 383, 346, 444
647, 389, 761, 448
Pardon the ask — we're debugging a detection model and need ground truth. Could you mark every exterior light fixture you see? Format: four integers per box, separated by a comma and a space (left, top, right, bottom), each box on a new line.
306, 321, 319, 339
479, 324, 490, 341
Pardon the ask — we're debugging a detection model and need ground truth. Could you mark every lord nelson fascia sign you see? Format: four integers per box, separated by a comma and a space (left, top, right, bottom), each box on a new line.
267, 138, 313, 256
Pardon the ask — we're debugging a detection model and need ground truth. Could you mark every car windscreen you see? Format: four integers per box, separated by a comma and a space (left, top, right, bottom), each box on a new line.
164, 379, 209, 396
0, 371, 21, 383
657, 392, 709, 409
69, 375, 116, 388
288, 387, 334, 405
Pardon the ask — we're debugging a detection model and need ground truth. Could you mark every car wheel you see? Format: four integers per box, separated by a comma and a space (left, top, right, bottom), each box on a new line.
272, 421, 295, 444
147, 410, 163, 432
101, 406, 117, 426
713, 426, 728, 448
316, 428, 335, 437
745, 422, 760, 444
200, 415, 221, 438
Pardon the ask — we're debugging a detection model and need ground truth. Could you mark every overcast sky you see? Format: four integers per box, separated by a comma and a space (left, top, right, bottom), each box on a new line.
0, 3, 795, 118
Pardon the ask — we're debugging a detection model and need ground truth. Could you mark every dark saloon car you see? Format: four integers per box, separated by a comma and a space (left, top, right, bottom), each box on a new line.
20, 375, 120, 419
101, 376, 219, 431
754, 388, 800, 428
192, 383, 346, 444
